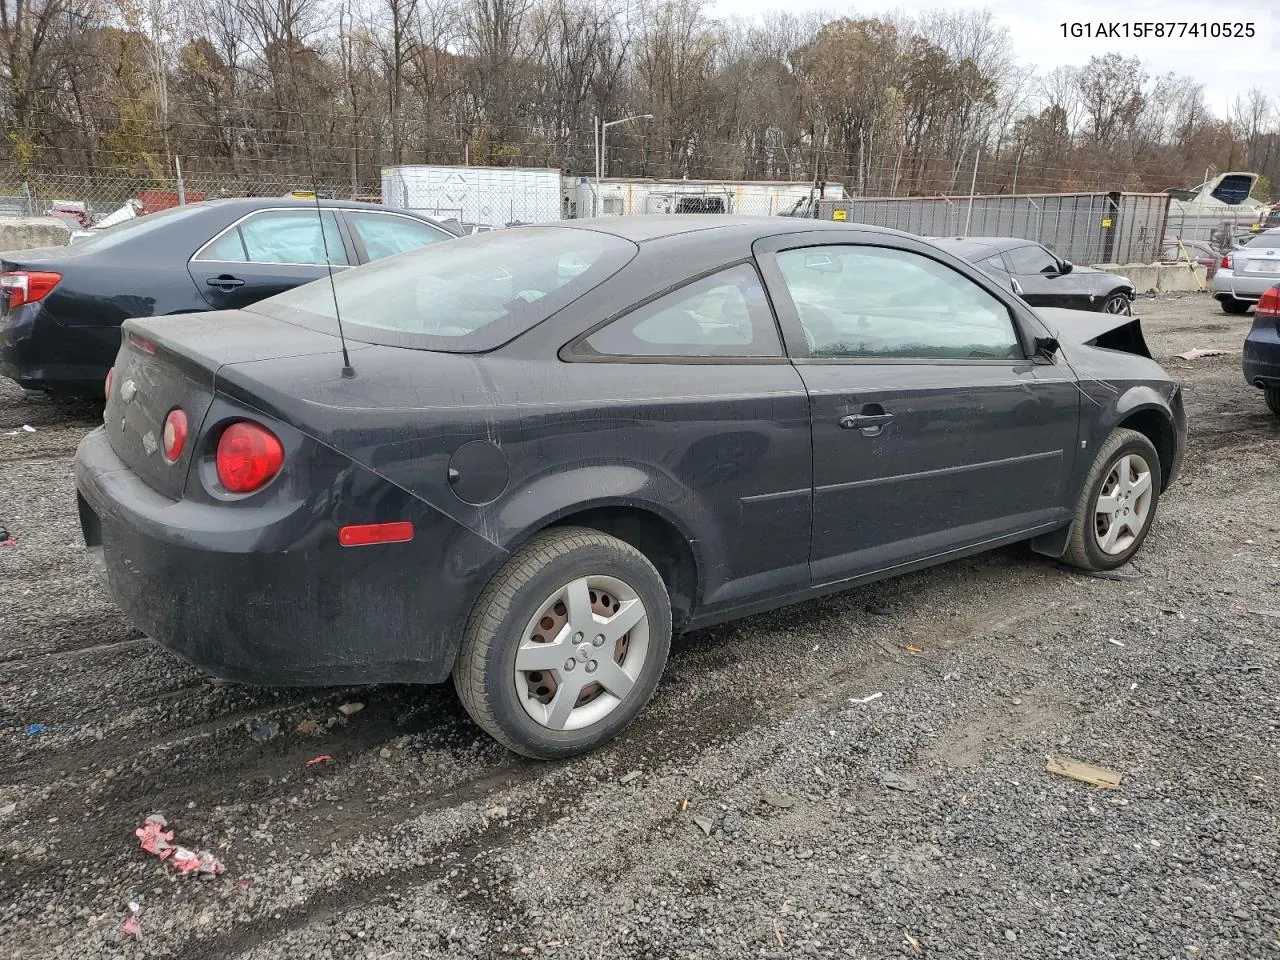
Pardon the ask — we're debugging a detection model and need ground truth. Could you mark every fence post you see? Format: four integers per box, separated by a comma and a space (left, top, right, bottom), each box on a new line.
962, 149, 980, 238
21, 181, 34, 216
175, 156, 186, 205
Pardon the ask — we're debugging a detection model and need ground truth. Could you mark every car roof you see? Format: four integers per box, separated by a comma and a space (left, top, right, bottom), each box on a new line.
553, 214, 916, 244
188, 197, 436, 217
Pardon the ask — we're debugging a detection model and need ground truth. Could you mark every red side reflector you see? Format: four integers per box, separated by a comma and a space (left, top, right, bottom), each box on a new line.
104, 367, 114, 401
338, 522, 414, 547
128, 331, 157, 354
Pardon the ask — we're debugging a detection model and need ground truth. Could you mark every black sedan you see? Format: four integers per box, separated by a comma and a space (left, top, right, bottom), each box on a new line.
1, 198, 457, 397
74, 217, 1185, 759
930, 236, 1136, 315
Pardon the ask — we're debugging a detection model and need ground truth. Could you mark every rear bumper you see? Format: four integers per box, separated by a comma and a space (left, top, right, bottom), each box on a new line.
74, 426, 505, 686
1243, 324, 1280, 389
1, 303, 114, 395
1211, 272, 1276, 302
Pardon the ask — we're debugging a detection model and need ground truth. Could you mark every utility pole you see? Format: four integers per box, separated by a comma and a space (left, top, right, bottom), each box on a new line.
963, 149, 981, 237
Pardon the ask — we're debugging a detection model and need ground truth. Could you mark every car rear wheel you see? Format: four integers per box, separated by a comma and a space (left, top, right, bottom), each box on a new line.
1101, 292, 1132, 315
452, 527, 671, 759
1062, 428, 1162, 572
1220, 297, 1251, 315
1265, 386, 1280, 416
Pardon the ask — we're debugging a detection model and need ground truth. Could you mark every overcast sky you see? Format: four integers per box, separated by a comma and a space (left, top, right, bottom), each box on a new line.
709, 0, 1278, 116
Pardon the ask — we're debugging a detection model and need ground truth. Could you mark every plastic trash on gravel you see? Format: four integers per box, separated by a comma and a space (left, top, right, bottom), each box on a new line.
135, 814, 225, 875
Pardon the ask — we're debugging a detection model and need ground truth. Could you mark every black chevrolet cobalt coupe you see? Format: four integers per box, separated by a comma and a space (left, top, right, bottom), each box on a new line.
75, 217, 1186, 758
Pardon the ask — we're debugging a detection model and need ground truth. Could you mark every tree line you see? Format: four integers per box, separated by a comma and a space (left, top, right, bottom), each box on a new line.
2, 0, 1277, 199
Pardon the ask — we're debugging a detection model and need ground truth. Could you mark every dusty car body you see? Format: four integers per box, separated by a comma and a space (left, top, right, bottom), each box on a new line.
75, 216, 1185, 758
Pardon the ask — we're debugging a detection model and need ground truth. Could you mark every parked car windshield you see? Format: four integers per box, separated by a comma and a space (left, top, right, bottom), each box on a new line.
250, 226, 637, 352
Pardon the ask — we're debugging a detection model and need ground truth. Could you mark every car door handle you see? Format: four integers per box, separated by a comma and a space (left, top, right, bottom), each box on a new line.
839, 413, 894, 430
206, 275, 245, 289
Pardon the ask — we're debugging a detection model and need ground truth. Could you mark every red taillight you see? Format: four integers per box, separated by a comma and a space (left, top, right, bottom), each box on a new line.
1220, 254, 1233, 270
162, 408, 188, 462
1257, 286, 1280, 319
215, 422, 284, 493
104, 368, 114, 401
338, 522, 415, 547
0, 271, 61, 309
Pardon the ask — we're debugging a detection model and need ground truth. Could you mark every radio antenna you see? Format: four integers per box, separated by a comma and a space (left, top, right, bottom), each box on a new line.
288, 46, 354, 379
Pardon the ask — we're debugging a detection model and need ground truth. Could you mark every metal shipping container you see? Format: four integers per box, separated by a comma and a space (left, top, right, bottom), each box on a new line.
382, 165, 563, 226
565, 178, 844, 219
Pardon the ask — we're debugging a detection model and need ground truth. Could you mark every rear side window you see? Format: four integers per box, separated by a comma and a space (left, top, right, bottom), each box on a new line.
250, 227, 637, 352
578, 264, 782, 358
196, 210, 349, 266
347, 212, 451, 261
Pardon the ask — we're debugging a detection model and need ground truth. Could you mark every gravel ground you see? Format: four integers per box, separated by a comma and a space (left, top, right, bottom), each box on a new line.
1, 293, 1277, 959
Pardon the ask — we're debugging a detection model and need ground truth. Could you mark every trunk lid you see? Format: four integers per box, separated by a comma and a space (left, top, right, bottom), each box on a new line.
1238, 241, 1280, 278
104, 311, 353, 499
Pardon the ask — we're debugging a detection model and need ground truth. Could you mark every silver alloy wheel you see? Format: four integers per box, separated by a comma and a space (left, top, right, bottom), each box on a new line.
1103, 295, 1131, 315
513, 575, 650, 731
1093, 452, 1154, 555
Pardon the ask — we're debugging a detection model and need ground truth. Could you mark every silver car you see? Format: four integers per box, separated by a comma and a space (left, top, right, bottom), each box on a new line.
1212, 228, 1280, 314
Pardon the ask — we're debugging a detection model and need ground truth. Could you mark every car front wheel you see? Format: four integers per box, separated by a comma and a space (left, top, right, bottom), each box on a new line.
1220, 297, 1251, 315
453, 527, 672, 759
1101, 292, 1132, 315
1062, 428, 1162, 571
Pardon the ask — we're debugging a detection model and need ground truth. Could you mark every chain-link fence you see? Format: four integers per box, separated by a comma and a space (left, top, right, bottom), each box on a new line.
1, 166, 838, 228
0, 170, 382, 225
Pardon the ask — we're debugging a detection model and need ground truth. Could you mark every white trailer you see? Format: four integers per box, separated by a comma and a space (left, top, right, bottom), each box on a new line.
381, 165, 563, 226
564, 177, 845, 219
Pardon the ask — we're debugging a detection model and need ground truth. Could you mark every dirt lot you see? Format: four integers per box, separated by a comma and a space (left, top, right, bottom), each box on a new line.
1, 293, 1277, 959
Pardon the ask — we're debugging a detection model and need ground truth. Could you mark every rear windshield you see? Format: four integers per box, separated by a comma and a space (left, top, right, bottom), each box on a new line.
248, 226, 637, 352
73, 203, 211, 251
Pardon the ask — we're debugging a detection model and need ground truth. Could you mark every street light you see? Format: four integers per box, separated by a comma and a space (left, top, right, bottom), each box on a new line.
593, 114, 653, 215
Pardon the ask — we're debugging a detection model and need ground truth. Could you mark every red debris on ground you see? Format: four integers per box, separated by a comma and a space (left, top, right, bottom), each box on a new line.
122, 916, 141, 938
172, 847, 226, 876
305, 755, 333, 767
135, 815, 175, 860
134, 814, 224, 876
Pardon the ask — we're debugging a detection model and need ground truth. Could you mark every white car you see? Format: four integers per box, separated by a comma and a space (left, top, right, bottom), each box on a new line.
1212, 228, 1280, 314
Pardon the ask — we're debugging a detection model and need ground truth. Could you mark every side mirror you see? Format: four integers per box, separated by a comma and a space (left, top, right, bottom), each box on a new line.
1010, 277, 1024, 296
1059, 259, 1074, 275
1034, 335, 1060, 360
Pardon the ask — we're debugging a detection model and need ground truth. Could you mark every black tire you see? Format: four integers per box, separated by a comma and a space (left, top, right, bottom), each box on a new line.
1100, 292, 1132, 315
452, 526, 672, 759
1265, 386, 1280, 417
1220, 297, 1251, 315
1062, 428, 1163, 572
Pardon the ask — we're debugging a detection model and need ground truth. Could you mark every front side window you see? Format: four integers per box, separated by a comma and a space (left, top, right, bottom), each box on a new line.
347, 212, 451, 262
1005, 243, 1059, 274
580, 264, 782, 358
775, 245, 1021, 360
196, 210, 349, 265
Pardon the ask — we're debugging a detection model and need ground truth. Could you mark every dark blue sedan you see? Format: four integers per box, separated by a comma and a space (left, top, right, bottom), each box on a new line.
1, 198, 457, 397
1242, 284, 1280, 415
